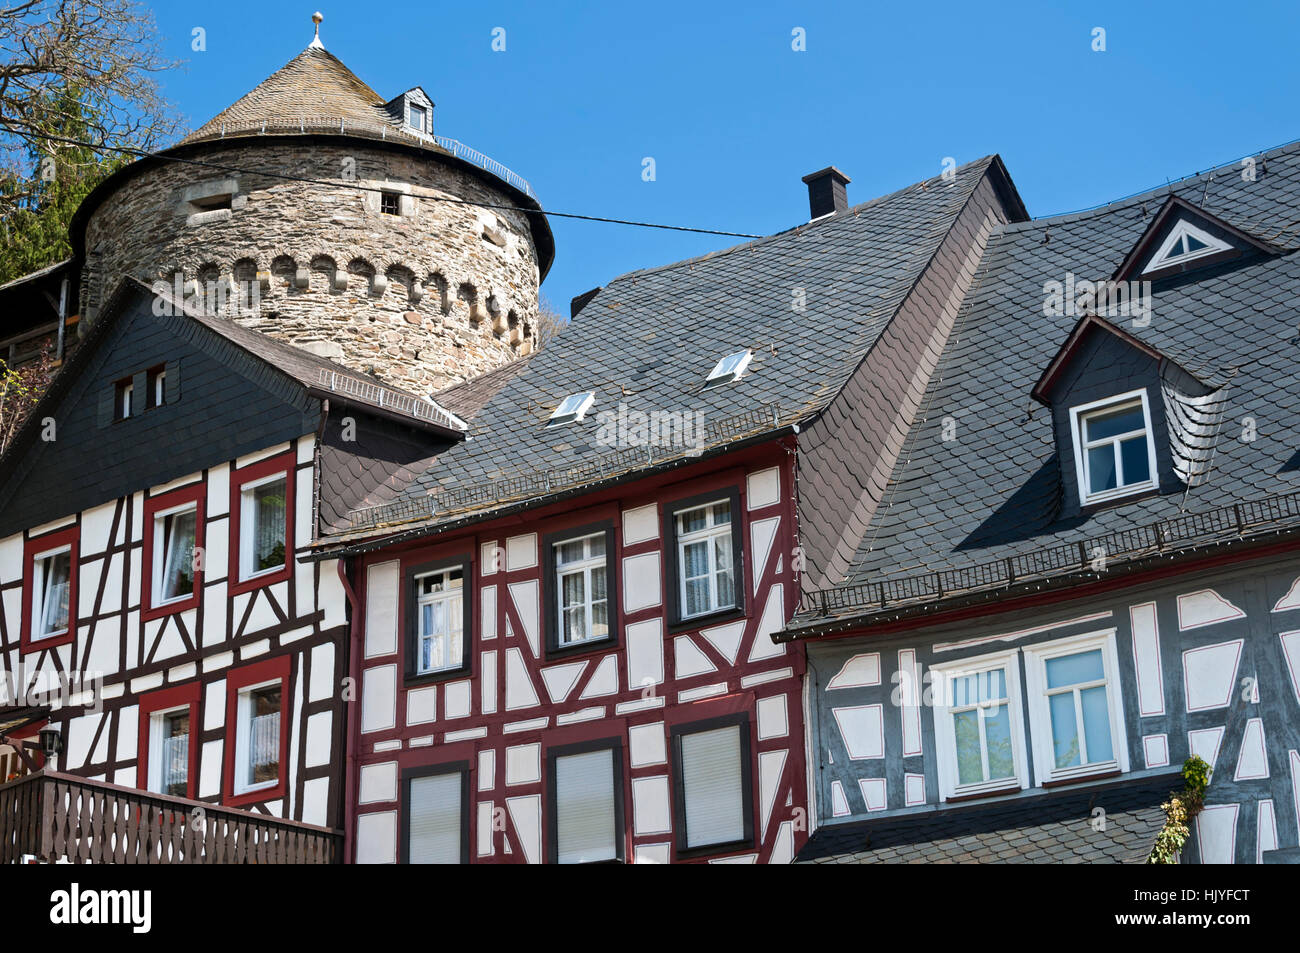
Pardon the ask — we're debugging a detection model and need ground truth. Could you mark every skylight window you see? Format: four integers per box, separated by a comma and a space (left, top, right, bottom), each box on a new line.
704, 349, 753, 388
1143, 221, 1232, 274
548, 391, 595, 427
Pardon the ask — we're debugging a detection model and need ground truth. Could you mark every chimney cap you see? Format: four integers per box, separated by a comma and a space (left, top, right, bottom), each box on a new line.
801, 166, 852, 186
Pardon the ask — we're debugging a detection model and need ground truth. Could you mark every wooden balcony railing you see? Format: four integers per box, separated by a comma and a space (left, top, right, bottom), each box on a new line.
0, 771, 341, 864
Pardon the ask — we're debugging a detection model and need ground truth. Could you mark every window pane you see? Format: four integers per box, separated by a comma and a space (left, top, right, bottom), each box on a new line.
252, 478, 287, 572
555, 749, 617, 863
161, 510, 196, 600
588, 534, 606, 558
561, 570, 585, 609
1080, 685, 1113, 763
680, 726, 744, 848
677, 507, 707, 534
563, 606, 586, 643
556, 540, 584, 565
591, 598, 609, 639
1119, 435, 1151, 485
1045, 650, 1105, 689
1085, 404, 1145, 441
711, 501, 731, 526
984, 704, 1015, 781
1048, 692, 1081, 769
408, 773, 462, 863
162, 712, 189, 797
39, 551, 71, 635
1087, 445, 1117, 493
952, 709, 984, 785
683, 540, 708, 580
248, 686, 280, 785
685, 577, 709, 617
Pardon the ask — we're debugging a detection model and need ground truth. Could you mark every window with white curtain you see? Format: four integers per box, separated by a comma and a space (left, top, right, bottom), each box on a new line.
240, 473, 288, 580
415, 568, 464, 675
674, 500, 736, 619
153, 503, 197, 605
234, 681, 281, 794
552, 746, 620, 863
149, 707, 191, 797
554, 532, 609, 646
406, 769, 465, 864
675, 720, 750, 852
33, 545, 72, 639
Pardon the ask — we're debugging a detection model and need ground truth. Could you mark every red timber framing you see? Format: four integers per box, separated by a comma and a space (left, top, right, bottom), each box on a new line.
20, 523, 79, 655
228, 450, 297, 596
348, 440, 809, 864
0, 437, 349, 848
141, 480, 205, 621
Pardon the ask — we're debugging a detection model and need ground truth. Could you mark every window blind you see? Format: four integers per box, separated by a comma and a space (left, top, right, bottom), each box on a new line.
555, 749, 617, 863
680, 725, 744, 848
407, 773, 463, 864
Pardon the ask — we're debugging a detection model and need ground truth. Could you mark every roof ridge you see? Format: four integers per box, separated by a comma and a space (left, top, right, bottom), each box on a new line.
594, 156, 997, 290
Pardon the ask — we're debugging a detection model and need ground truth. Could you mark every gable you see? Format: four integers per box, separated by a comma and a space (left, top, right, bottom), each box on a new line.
1113, 196, 1278, 284
0, 289, 320, 537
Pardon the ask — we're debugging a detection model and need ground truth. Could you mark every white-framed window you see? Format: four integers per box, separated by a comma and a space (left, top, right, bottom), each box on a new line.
415, 568, 464, 675
147, 366, 166, 409
233, 680, 282, 795
1068, 389, 1158, 506
675, 500, 735, 619
554, 533, 609, 645
1143, 220, 1232, 274
115, 379, 133, 420
1023, 630, 1129, 784
552, 746, 620, 863
547, 391, 595, 427
239, 473, 288, 580
930, 649, 1029, 800
148, 706, 191, 797
152, 502, 197, 605
704, 349, 753, 388
32, 544, 72, 640
408, 103, 427, 132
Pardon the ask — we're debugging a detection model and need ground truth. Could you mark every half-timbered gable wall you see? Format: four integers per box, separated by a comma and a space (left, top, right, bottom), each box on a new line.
349, 443, 810, 863
804, 550, 1300, 863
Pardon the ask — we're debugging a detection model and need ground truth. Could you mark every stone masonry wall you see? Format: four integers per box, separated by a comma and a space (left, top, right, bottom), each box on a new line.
80, 139, 542, 395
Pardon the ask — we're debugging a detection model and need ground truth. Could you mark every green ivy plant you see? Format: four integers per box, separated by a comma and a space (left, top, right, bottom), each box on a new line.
1147, 755, 1211, 864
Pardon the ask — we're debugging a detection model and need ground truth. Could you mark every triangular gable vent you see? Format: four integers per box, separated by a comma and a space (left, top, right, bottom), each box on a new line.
1142, 219, 1232, 274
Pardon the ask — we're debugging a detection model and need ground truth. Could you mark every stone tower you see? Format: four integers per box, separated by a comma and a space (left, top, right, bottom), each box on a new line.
70, 22, 553, 396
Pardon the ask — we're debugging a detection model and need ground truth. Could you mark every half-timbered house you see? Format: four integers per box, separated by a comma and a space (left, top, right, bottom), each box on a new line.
319, 157, 1028, 863
786, 142, 1300, 864
0, 279, 466, 862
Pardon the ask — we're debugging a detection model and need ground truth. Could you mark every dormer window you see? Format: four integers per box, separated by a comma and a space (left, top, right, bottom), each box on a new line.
1143, 220, 1232, 275
1068, 389, 1158, 506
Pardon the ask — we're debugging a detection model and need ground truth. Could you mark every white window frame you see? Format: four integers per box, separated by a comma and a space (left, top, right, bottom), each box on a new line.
151, 501, 198, 606
929, 648, 1029, 800
1022, 629, 1129, 786
674, 499, 736, 620
1142, 220, 1232, 274
239, 471, 289, 581
1067, 389, 1159, 507
147, 704, 192, 796
119, 381, 133, 419
408, 103, 427, 132
553, 532, 609, 646
31, 543, 73, 640
414, 567, 464, 675
233, 678, 282, 796
151, 368, 166, 408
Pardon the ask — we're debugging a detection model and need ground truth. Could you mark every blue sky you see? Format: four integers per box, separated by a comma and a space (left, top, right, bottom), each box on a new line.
147, 0, 1300, 315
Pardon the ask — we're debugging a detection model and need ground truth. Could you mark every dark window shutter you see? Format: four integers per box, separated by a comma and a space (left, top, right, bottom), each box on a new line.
96, 384, 114, 428
131, 371, 147, 416
165, 358, 181, 403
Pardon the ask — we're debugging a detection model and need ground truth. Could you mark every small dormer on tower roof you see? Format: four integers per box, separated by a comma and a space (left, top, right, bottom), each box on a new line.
385, 87, 435, 137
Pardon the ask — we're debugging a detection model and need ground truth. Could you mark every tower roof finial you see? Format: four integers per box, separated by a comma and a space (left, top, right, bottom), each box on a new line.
309, 11, 324, 49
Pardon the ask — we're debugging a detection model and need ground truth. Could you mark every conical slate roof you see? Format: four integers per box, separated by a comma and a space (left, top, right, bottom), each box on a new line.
183, 46, 401, 144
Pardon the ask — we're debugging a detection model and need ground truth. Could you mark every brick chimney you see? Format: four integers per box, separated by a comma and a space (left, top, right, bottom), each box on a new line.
801, 166, 851, 219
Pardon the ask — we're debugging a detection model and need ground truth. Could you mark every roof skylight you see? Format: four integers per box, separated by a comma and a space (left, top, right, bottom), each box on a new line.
704, 349, 753, 388
547, 391, 595, 427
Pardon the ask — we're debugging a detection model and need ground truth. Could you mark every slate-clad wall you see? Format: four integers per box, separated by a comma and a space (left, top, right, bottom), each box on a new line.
80, 140, 541, 396
797, 171, 1018, 590
806, 551, 1300, 863
0, 294, 318, 539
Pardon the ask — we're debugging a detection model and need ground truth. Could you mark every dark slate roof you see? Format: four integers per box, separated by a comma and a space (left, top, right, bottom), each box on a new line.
796, 772, 1177, 863
184, 46, 398, 144
793, 140, 1300, 625
433, 355, 535, 422
321, 157, 1003, 542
